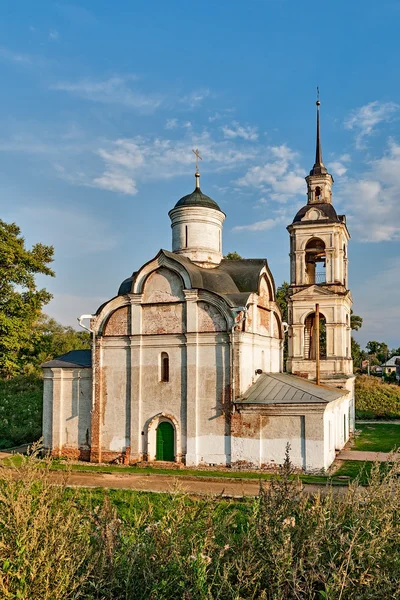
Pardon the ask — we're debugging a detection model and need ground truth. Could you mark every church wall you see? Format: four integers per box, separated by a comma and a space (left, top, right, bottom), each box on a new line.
194, 336, 230, 465
231, 408, 327, 472
100, 345, 131, 455
238, 333, 282, 397
43, 367, 91, 460
139, 336, 187, 460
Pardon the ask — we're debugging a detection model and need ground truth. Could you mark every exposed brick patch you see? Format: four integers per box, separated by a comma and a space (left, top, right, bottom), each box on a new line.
294, 371, 310, 379
142, 303, 185, 335
198, 301, 226, 332
103, 306, 130, 336
52, 446, 90, 461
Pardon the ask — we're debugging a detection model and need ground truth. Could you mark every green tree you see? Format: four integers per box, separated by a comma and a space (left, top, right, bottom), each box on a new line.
22, 314, 91, 375
276, 282, 290, 366
276, 281, 290, 323
224, 251, 242, 260
366, 341, 389, 364
350, 310, 363, 331
0, 220, 54, 378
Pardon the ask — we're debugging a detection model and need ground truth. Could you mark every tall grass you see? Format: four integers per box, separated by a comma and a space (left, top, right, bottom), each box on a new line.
1, 447, 400, 599
356, 374, 400, 419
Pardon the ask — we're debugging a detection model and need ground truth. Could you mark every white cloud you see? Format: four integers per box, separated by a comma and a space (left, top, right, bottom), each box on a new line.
345, 101, 398, 149
236, 144, 304, 202
90, 130, 259, 195
180, 89, 211, 109
222, 122, 258, 141
51, 75, 163, 111
49, 29, 59, 40
343, 140, 400, 242
330, 161, 348, 176
165, 118, 178, 130
353, 258, 400, 347
233, 216, 284, 232
92, 171, 137, 195
0, 47, 34, 66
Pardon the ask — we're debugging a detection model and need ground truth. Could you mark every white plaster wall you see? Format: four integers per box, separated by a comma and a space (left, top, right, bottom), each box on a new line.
231, 435, 260, 467
238, 334, 282, 396
261, 415, 306, 469
138, 336, 187, 458
101, 346, 131, 452
42, 371, 54, 450
196, 339, 230, 464
169, 205, 225, 265
42, 368, 91, 453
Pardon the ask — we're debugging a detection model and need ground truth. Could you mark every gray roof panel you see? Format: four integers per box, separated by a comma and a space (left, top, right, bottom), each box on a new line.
238, 372, 346, 405
41, 350, 92, 369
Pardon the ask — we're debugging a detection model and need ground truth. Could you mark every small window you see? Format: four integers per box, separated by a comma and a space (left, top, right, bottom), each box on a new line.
185, 226, 188, 248
161, 352, 169, 382
315, 186, 321, 200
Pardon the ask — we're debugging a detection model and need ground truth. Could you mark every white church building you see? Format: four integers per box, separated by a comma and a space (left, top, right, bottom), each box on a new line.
42, 102, 355, 472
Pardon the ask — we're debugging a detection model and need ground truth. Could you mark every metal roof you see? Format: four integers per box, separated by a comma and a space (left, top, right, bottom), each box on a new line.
117, 250, 274, 308
292, 202, 341, 224
41, 350, 92, 369
237, 372, 346, 406
172, 187, 222, 211
382, 356, 400, 367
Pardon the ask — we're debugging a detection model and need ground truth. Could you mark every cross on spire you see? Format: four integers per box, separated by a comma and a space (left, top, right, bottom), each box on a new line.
192, 148, 202, 189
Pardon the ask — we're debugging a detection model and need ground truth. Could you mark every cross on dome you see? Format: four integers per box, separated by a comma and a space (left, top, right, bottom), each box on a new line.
192, 148, 202, 189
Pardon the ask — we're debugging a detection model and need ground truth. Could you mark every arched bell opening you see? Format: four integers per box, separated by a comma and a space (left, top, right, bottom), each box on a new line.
305, 238, 326, 284
304, 312, 327, 360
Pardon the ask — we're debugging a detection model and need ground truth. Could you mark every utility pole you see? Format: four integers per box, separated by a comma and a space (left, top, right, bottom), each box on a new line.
315, 303, 320, 386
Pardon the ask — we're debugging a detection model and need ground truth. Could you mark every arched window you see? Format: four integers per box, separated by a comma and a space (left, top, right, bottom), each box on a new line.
161, 352, 169, 382
304, 312, 327, 359
315, 186, 321, 200
305, 238, 326, 284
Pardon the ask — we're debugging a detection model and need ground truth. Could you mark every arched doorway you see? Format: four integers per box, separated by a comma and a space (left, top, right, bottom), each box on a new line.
156, 422, 175, 461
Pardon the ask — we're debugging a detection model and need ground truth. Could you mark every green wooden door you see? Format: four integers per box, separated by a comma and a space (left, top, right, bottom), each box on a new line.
156, 422, 175, 461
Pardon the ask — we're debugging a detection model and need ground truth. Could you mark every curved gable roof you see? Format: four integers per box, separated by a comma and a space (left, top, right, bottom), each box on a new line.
117, 250, 275, 308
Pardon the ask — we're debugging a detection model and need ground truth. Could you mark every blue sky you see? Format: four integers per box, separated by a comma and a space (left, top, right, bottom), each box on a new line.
0, 0, 399, 349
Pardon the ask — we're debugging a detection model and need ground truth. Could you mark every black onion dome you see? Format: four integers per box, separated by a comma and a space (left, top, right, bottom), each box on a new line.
173, 187, 222, 211
292, 202, 341, 224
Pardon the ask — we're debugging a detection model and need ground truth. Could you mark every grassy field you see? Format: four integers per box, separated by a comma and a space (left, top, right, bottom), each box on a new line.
354, 423, 400, 452
1, 454, 400, 599
0, 375, 43, 449
355, 375, 400, 419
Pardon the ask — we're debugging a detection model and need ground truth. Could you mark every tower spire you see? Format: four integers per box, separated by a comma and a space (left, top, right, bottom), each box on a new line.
310, 88, 327, 176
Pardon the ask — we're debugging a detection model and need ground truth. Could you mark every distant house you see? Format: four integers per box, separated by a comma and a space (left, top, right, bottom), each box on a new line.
381, 356, 400, 375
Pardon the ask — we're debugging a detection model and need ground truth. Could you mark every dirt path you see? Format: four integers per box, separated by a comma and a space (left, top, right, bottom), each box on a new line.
337, 450, 396, 462
43, 470, 336, 497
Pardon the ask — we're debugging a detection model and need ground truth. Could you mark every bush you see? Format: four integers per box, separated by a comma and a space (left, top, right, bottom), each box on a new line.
0, 375, 43, 448
2, 451, 400, 598
355, 375, 400, 419
0, 449, 97, 599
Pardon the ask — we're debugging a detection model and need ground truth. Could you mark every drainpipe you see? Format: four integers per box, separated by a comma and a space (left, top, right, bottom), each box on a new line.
77, 315, 96, 412
282, 321, 289, 372
230, 307, 247, 413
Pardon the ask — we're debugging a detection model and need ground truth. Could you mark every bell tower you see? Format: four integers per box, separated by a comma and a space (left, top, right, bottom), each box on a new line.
286, 98, 353, 379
